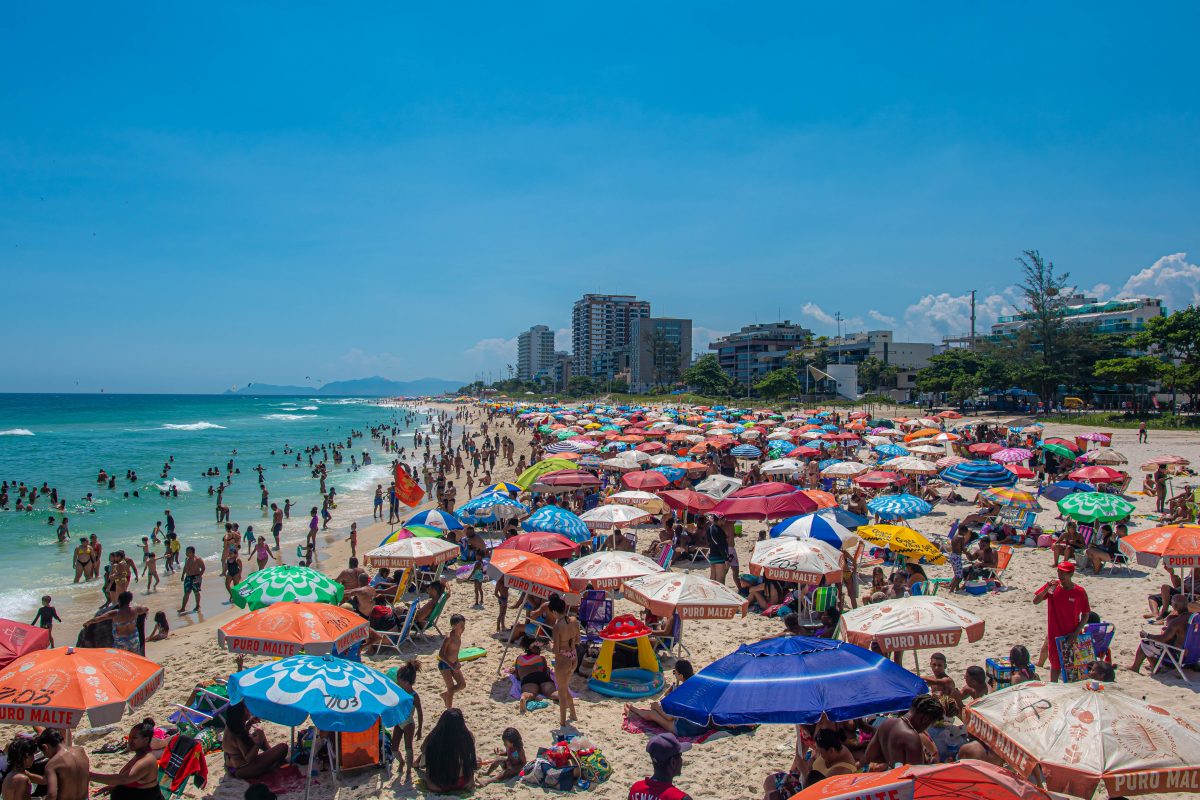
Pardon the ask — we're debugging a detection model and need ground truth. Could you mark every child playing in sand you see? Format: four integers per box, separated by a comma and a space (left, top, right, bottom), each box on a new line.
32, 595, 61, 647
479, 727, 525, 786
438, 614, 467, 709
390, 660, 424, 784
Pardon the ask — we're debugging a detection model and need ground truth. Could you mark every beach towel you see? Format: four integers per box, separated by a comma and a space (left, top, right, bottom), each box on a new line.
246, 765, 314, 794
507, 672, 578, 700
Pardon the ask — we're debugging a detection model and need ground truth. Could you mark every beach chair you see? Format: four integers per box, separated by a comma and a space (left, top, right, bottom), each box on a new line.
802, 586, 838, 622
168, 684, 230, 736
1084, 622, 1115, 664
655, 545, 675, 569
327, 720, 388, 778
911, 581, 940, 597
993, 546, 1014, 581
156, 734, 208, 800
371, 601, 417, 657
651, 613, 690, 659
411, 590, 450, 641
578, 589, 613, 667
1151, 613, 1200, 682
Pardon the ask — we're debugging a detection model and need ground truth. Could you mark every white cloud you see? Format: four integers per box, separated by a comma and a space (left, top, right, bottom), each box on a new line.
463, 336, 517, 368
868, 309, 897, 326
801, 302, 835, 325
1084, 283, 1112, 301
691, 326, 729, 358
899, 289, 1018, 342
1117, 252, 1200, 312
554, 328, 571, 351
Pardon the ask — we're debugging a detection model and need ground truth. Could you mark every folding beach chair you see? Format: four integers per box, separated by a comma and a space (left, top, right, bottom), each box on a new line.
327, 720, 388, 778
1084, 622, 1115, 664
802, 585, 838, 622
411, 590, 450, 642
655, 545, 675, 569
651, 612, 690, 659
993, 546, 1014, 581
1151, 612, 1200, 682
371, 601, 417, 657
910, 581, 940, 597
168, 684, 230, 736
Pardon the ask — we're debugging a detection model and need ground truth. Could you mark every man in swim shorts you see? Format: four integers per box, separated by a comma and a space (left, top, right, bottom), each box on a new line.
179, 545, 205, 613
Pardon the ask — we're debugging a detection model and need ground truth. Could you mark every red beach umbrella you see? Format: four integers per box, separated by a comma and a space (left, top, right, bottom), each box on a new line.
0, 620, 49, 670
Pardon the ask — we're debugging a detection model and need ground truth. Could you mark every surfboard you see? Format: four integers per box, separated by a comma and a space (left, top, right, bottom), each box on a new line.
458, 647, 487, 662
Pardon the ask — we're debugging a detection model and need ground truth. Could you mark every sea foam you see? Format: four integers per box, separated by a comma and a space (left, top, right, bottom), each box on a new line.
263, 414, 315, 421
0, 429, 34, 436
161, 422, 226, 431
155, 479, 193, 493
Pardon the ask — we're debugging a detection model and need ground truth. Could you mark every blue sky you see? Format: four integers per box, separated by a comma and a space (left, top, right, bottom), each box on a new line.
3, 3, 1198, 392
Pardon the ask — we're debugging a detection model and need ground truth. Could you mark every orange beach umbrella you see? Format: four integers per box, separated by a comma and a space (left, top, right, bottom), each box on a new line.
218, 601, 368, 657
789, 759, 1056, 800
486, 550, 571, 599
0, 646, 163, 728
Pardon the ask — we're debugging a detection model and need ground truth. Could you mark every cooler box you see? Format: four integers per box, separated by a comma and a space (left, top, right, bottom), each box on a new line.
986, 657, 1016, 689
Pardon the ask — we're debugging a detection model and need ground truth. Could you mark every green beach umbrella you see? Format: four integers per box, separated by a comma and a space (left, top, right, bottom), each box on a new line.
1056, 492, 1135, 523
515, 457, 577, 489
231, 565, 345, 610
1042, 442, 1078, 460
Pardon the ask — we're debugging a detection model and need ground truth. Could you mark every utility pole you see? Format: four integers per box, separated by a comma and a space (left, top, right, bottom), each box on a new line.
834, 312, 844, 364
969, 290, 977, 350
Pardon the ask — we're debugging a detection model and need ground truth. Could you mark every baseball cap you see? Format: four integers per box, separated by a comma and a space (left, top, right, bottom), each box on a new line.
1056, 562, 1075, 574
647, 733, 690, 762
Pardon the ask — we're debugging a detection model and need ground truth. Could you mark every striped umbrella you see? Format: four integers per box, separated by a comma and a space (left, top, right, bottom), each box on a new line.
521, 504, 591, 542
866, 493, 932, 520
232, 565, 345, 610
875, 444, 910, 458
770, 513, 859, 549
935, 455, 970, 469
482, 482, 523, 495
939, 460, 1018, 489
977, 487, 1040, 510
544, 440, 583, 454
1056, 492, 1135, 523
990, 447, 1033, 464
730, 444, 762, 458
458, 491, 529, 523
404, 508, 463, 531
377, 524, 444, 546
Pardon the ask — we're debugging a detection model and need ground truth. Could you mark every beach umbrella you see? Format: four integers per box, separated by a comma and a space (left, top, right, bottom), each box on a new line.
1005, 464, 1035, 479
482, 482, 522, 495
903, 428, 941, 443
648, 453, 680, 466
909, 444, 946, 456
0, 620, 49, 669
935, 455, 970, 469
457, 491, 529, 524
730, 444, 762, 458
856, 524, 945, 564
694, 475, 742, 498
790, 760, 1056, 800
760, 458, 804, 475
230, 654, 411, 732
521, 505, 590, 542
218, 601, 368, 657
1068, 465, 1125, 484
991, 447, 1034, 464
1057, 492, 1135, 523
0, 646, 163, 728
494, 532, 581, 560
730, 481, 798, 497
605, 490, 668, 513
786, 445, 823, 458
232, 565, 345, 610
622, 471, 670, 491
968, 442, 1003, 456
533, 470, 600, 492
403, 508, 463, 532
977, 487, 1040, 510
875, 443, 910, 458
799, 489, 839, 509
885, 456, 938, 475
963, 680, 1200, 798
1042, 442, 1079, 461
1118, 523, 1200, 568
854, 470, 907, 488
565, 551, 664, 591
364, 537, 460, 569
1077, 431, 1112, 444
939, 460, 1018, 488
486, 550, 571, 598
749, 538, 843, 584
544, 440, 583, 453
838, 596, 984, 653
376, 524, 444, 546
1140, 454, 1191, 472
579, 503, 651, 529
623, 572, 748, 619
769, 514, 858, 548
660, 637, 926, 726
821, 461, 869, 477
866, 493, 932, 521
1083, 447, 1128, 465
658, 489, 719, 514
514, 457, 578, 489
1038, 480, 1095, 502
599, 455, 642, 471
711, 489, 818, 521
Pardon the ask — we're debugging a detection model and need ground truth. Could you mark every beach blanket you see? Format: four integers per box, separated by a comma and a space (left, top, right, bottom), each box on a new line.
246, 765, 315, 794
619, 710, 758, 745
507, 672, 578, 700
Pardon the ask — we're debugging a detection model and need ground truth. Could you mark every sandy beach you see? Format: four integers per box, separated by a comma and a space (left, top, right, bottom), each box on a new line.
74, 402, 1200, 800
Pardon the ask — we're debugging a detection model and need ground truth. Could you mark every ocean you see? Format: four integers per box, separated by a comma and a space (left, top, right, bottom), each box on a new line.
0, 394, 425, 619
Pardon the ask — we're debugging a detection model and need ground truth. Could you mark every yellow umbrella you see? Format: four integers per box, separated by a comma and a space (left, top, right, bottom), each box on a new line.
857, 524, 945, 564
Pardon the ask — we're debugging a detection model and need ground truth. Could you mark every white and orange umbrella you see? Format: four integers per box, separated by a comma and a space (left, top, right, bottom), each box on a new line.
364, 537, 459, 569
749, 538, 843, 584
218, 601, 368, 657
565, 551, 663, 591
623, 572, 748, 620
486, 550, 571, 599
1119, 524, 1200, 569
0, 646, 163, 728
837, 596, 984, 653
790, 760, 1056, 800
964, 680, 1200, 798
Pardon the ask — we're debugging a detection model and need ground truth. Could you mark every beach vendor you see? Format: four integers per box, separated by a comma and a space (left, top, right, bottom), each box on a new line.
1033, 562, 1090, 682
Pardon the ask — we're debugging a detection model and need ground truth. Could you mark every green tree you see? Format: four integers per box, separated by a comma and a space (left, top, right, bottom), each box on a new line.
1012, 250, 1072, 406
1130, 307, 1200, 409
1094, 356, 1163, 411
565, 376, 596, 397
916, 348, 1010, 402
858, 356, 899, 391
682, 354, 735, 396
754, 368, 802, 399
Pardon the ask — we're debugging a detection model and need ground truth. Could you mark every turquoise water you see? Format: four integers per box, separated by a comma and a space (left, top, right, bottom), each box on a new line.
0, 394, 422, 618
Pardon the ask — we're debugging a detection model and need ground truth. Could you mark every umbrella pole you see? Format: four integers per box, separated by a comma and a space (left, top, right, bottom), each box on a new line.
303, 733, 315, 800
496, 599, 529, 676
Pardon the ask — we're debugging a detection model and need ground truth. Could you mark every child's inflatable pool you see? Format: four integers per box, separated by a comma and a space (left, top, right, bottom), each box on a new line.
588, 667, 663, 698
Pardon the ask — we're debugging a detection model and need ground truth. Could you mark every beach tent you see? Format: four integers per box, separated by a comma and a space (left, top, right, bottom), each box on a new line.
587, 615, 663, 698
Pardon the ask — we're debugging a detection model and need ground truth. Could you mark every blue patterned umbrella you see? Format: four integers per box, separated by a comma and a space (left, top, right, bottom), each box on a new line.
651, 466, 686, 483
730, 444, 762, 458
770, 514, 858, 547
544, 441, 580, 453
660, 636, 926, 725
522, 505, 591, 542
866, 493, 932, 520
875, 443, 910, 457
458, 491, 529, 524
818, 458, 843, 470
939, 460, 1018, 488
405, 508, 464, 531
229, 655, 413, 731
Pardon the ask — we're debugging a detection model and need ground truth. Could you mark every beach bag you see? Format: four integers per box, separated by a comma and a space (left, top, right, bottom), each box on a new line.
577, 750, 612, 784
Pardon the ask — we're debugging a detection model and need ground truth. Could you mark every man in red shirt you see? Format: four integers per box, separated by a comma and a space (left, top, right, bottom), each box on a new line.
628, 734, 692, 800
1033, 561, 1090, 682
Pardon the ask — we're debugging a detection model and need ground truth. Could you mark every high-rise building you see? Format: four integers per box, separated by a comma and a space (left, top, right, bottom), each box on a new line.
630, 317, 693, 392
708, 321, 812, 387
552, 351, 572, 392
571, 294, 651, 380
516, 325, 556, 381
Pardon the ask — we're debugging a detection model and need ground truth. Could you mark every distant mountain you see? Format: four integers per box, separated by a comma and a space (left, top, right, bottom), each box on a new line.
226, 376, 465, 397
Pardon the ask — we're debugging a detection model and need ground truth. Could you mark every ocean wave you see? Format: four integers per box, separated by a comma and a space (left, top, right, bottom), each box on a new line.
340, 463, 391, 492
161, 422, 226, 431
155, 479, 192, 493
263, 414, 316, 421
0, 588, 43, 618
299, 406, 319, 411
0, 429, 34, 436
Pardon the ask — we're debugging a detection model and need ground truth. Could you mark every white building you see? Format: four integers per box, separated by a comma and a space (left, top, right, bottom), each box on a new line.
517, 325, 556, 381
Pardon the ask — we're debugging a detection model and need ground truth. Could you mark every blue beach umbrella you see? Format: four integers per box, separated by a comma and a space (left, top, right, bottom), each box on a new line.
770, 514, 858, 548
229, 654, 413, 731
866, 493, 933, 521
939, 460, 1018, 489
874, 443, 910, 458
544, 441, 582, 453
1038, 480, 1096, 502
730, 444, 762, 458
651, 466, 686, 483
482, 482, 522, 495
660, 636, 927, 725
810, 507, 869, 530
458, 491, 529, 524
522, 505, 591, 542
404, 508, 464, 532
818, 458, 843, 470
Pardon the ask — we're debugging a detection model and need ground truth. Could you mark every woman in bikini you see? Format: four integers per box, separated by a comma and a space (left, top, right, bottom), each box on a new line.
88, 718, 164, 800
514, 642, 557, 712
73, 539, 93, 583
548, 594, 578, 729
87, 591, 147, 654
222, 703, 289, 780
